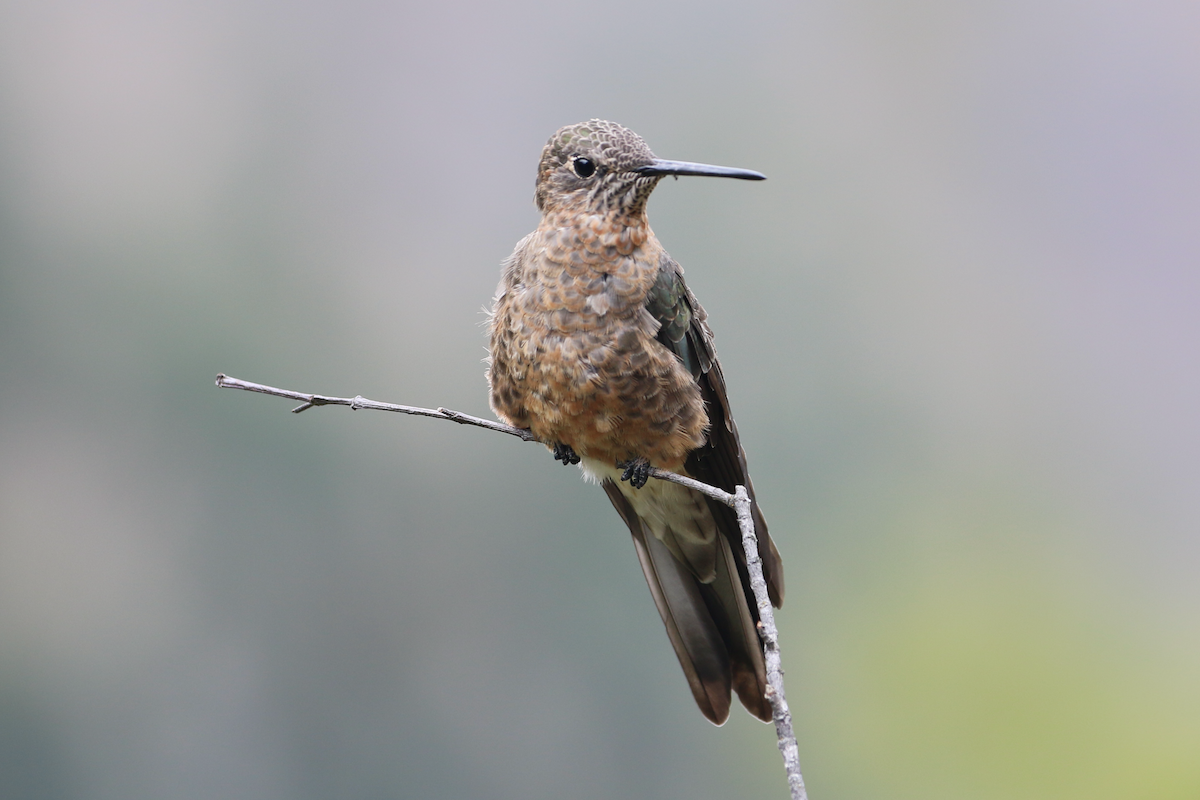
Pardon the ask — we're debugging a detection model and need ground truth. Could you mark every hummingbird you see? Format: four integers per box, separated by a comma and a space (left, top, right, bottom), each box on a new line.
487, 120, 783, 724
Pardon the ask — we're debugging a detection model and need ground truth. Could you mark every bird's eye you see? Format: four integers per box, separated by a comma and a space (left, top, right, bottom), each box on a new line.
571, 156, 596, 178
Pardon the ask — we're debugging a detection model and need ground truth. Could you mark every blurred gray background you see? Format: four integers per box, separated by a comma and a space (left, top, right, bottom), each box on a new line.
1, 1, 1197, 798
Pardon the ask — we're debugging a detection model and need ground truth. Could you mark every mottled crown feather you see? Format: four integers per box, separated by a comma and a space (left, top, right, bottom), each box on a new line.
534, 119, 659, 214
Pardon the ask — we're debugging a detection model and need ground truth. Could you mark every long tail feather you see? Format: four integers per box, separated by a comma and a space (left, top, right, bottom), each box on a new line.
602, 478, 771, 723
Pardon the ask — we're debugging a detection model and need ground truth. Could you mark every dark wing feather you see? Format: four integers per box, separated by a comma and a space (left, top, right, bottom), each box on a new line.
650, 253, 784, 607
601, 253, 784, 722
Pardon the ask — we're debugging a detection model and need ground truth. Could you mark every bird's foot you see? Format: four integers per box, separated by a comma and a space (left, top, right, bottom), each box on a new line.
552, 442, 581, 466
618, 457, 651, 489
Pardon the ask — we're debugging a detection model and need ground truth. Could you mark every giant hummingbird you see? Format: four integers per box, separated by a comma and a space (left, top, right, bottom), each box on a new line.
487, 120, 783, 724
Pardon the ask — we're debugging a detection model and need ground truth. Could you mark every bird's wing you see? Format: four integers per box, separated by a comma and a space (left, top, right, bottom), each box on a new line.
648, 253, 784, 607
599, 252, 784, 722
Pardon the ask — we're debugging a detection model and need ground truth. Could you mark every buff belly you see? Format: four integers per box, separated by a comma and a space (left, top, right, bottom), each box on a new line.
491, 320, 708, 471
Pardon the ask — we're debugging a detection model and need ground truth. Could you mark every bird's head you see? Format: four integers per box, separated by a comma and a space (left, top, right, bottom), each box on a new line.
534, 119, 764, 219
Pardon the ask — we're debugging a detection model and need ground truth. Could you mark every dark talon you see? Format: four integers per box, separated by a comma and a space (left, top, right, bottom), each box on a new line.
553, 442, 580, 466
618, 457, 651, 489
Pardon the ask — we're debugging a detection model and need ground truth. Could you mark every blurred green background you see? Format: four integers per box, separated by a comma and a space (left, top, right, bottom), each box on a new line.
1, 1, 1197, 798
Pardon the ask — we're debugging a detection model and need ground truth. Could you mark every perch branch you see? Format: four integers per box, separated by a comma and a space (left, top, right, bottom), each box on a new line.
215, 374, 535, 439
215, 372, 806, 799
735, 486, 807, 800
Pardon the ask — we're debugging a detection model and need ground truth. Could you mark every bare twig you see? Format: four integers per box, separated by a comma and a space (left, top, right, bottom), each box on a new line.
215, 373, 536, 440
735, 486, 807, 800
216, 372, 806, 799
647, 466, 735, 505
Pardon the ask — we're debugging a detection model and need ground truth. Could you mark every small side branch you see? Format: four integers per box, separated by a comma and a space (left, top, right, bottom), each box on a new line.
216, 373, 805, 799
648, 466, 735, 506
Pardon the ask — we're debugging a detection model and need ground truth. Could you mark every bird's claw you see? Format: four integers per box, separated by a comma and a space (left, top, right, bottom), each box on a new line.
553, 442, 581, 466
618, 457, 651, 489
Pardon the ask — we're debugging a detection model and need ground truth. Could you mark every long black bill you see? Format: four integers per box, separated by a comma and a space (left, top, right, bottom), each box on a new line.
633, 159, 766, 181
